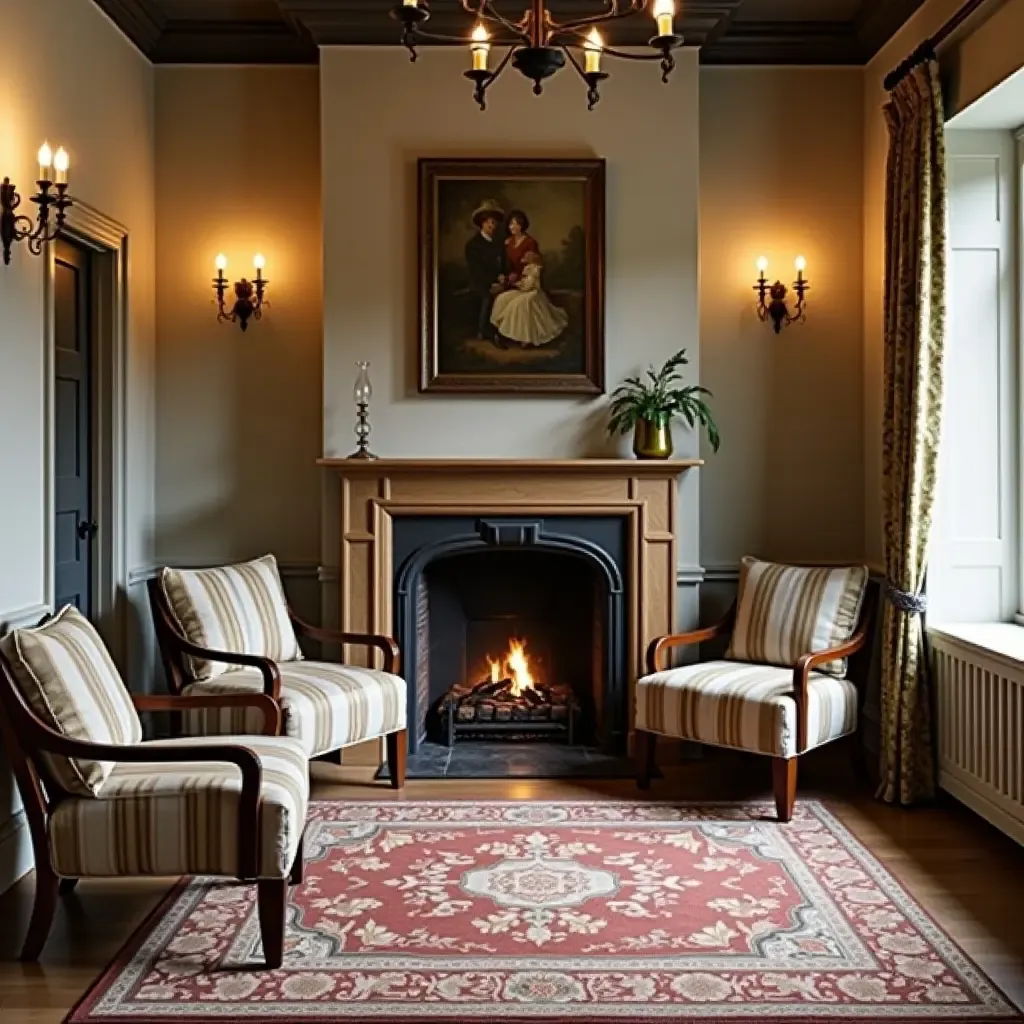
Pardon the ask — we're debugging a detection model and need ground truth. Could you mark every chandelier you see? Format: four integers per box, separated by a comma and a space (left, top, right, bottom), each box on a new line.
390, 1, 684, 110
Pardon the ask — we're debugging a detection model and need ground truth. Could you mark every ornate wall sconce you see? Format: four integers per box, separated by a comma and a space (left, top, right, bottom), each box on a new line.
213, 253, 268, 331
1, 142, 73, 265
755, 256, 809, 333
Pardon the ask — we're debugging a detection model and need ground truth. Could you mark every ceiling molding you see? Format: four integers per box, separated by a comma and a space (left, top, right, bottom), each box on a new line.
92, 0, 166, 56
151, 20, 318, 64
89, 0, 930, 68
854, 0, 930, 62
700, 21, 864, 66
276, 0, 741, 48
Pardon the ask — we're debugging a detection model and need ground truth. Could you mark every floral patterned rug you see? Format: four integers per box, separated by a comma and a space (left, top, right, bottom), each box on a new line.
67, 800, 1021, 1022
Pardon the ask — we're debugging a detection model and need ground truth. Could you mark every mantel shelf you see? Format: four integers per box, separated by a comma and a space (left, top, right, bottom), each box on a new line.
317, 458, 701, 474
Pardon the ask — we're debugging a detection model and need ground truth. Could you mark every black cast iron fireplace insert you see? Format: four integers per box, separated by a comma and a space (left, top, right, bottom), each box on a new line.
392, 516, 629, 757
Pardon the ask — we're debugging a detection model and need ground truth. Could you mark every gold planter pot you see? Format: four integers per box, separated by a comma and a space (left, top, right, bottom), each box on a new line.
633, 417, 673, 460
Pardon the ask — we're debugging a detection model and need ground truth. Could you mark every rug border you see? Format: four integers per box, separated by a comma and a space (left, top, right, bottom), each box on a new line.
61, 799, 1024, 1024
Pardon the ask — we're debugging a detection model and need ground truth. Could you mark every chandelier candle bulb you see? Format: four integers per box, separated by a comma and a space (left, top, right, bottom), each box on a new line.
654, 0, 675, 37
471, 24, 490, 72
253, 253, 266, 272
403, 0, 418, 5
795, 255, 807, 277
215, 253, 227, 272
756, 256, 768, 275
585, 29, 603, 74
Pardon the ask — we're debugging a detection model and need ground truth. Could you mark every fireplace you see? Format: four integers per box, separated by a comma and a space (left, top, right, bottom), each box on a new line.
392, 516, 628, 755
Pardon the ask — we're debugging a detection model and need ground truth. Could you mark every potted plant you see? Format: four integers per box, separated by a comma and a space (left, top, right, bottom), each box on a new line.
607, 349, 720, 460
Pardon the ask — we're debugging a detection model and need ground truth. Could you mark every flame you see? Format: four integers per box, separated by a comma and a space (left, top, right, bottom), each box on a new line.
482, 638, 537, 696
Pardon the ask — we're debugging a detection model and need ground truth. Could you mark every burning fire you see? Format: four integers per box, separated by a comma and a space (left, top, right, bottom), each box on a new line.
486, 638, 537, 697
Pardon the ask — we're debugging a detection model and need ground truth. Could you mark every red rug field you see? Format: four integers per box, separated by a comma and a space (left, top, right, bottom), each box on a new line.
67, 800, 1021, 1022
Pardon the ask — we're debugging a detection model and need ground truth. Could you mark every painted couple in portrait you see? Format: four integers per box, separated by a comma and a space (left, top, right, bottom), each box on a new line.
419, 159, 605, 394
465, 200, 569, 350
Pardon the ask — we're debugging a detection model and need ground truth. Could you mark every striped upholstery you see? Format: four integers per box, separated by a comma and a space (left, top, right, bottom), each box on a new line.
0, 607, 142, 797
636, 660, 858, 758
725, 558, 869, 678
49, 735, 308, 878
160, 555, 302, 681
181, 662, 407, 757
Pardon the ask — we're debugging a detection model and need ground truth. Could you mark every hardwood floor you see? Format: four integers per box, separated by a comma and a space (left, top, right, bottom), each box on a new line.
1, 750, 1022, 1022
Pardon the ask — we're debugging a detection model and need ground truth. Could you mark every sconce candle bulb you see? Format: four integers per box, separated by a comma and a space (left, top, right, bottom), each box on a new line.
37, 142, 53, 180
755, 253, 810, 334
53, 147, 70, 185
213, 251, 268, 332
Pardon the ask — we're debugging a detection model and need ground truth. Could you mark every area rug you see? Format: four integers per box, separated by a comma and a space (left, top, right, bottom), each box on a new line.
67, 800, 1022, 1022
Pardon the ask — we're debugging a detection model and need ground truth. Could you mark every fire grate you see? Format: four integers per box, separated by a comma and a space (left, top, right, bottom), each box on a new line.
436, 638, 581, 746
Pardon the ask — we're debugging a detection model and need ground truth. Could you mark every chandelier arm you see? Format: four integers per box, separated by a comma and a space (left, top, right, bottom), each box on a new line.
559, 30, 664, 62
480, 1, 530, 37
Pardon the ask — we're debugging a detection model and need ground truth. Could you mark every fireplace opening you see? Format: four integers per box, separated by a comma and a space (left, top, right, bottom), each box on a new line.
392, 514, 629, 768
422, 548, 601, 747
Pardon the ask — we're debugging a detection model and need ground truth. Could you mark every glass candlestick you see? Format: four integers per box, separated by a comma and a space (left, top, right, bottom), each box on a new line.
348, 361, 377, 460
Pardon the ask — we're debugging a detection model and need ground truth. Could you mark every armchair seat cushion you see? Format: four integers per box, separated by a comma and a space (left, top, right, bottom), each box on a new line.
181, 662, 407, 758
636, 660, 858, 758
48, 735, 308, 879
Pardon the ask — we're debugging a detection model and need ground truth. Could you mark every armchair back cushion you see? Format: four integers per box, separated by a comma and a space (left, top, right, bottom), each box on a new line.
0, 606, 142, 796
160, 555, 302, 681
725, 557, 869, 678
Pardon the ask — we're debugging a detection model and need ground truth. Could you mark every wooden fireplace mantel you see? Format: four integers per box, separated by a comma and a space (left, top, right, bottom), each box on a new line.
317, 458, 702, 474
320, 456, 699, 744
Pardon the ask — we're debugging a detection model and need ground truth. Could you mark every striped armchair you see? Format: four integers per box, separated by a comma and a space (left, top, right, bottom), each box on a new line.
0, 606, 308, 966
636, 559, 877, 821
148, 555, 408, 785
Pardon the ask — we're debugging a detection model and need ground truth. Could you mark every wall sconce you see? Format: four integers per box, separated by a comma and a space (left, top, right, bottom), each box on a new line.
213, 253, 268, 331
1, 142, 73, 265
754, 256, 810, 333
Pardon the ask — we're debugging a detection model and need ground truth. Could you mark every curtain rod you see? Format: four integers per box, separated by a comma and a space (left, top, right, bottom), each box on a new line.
883, 0, 993, 91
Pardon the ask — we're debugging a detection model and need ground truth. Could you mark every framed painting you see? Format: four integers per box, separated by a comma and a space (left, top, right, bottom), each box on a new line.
418, 158, 605, 394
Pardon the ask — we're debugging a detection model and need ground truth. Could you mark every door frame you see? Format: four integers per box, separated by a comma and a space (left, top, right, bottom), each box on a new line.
43, 203, 129, 663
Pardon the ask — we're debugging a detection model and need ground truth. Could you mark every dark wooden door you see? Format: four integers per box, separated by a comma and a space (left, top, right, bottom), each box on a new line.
53, 237, 95, 615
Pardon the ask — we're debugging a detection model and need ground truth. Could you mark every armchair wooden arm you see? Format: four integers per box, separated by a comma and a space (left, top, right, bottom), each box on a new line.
132, 692, 282, 737
0, 666, 265, 879
791, 585, 878, 753
646, 603, 737, 674
290, 612, 401, 675
147, 577, 281, 700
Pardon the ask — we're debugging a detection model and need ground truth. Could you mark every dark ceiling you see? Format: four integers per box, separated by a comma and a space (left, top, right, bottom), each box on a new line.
92, 0, 928, 66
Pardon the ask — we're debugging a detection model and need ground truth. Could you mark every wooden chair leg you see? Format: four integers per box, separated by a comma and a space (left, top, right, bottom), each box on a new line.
289, 839, 304, 886
257, 879, 288, 969
636, 730, 656, 791
772, 756, 798, 823
386, 729, 407, 790
21, 867, 60, 961
59, 878, 79, 896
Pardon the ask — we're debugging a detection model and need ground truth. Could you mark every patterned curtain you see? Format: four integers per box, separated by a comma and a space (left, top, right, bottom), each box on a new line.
878, 59, 947, 806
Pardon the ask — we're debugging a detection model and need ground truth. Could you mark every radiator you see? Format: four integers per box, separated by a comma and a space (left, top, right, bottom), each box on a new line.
930, 627, 1024, 846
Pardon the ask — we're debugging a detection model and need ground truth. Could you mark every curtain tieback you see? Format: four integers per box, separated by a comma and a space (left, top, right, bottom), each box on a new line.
885, 581, 927, 616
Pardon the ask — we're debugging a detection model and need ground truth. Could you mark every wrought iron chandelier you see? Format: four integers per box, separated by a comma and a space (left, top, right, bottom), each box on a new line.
390, 1, 684, 110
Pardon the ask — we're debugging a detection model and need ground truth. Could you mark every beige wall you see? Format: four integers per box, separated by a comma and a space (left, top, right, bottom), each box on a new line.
862, 0, 1024, 565
319, 46, 702, 575
153, 67, 322, 568
0, 0, 156, 891
700, 68, 866, 568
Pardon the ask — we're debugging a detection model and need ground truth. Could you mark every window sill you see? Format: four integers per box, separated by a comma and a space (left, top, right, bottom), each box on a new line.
927, 622, 1024, 672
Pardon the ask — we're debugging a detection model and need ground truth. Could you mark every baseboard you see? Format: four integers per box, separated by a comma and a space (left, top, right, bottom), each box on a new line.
0, 809, 33, 895
939, 770, 1024, 848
